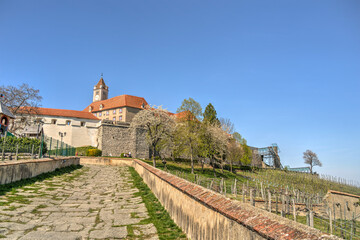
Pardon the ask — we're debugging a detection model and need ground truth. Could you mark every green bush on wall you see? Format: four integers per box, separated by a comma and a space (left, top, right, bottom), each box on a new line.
76, 146, 96, 156
86, 149, 102, 156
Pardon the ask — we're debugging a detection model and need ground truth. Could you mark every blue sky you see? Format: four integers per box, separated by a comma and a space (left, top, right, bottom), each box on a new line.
1, 0, 359, 182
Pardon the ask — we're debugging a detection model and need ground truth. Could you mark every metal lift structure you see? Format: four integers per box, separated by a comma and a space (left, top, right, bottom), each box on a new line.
257, 143, 283, 169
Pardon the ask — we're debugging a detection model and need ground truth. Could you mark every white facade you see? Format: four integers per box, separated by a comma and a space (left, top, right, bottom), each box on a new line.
41, 115, 100, 147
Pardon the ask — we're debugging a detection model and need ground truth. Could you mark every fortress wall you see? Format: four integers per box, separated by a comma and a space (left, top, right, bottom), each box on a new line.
0, 157, 80, 185
132, 159, 338, 240
98, 123, 149, 159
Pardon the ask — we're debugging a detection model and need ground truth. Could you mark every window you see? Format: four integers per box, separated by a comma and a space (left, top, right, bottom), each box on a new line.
99, 104, 103, 110
106, 111, 109, 116
51, 119, 57, 124
113, 117, 116, 121
80, 122, 85, 127
119, 116, 122, 121
99, 112, 102, 117
66, 120, 71, 125
113, 109, 116, 114
119, 108, 122, 113
94, 113, 97, 117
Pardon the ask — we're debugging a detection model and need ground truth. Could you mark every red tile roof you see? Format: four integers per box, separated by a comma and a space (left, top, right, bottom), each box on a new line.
169, 111, 195, 120
84, 95, 148, 112
17, 107, 99, 120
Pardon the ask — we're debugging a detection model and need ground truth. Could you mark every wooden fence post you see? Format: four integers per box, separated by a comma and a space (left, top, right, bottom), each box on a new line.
268, 190, 272, 213
220, 178, 223, 194
281, 194, 285, 217
309, 210, 314, 228
329, 208, 333, 235
250, 189, 255, 206
307, 211, 310, 226
292, 198, 296, 222
286, 194, 290, 215
242, 184, 245, 203
234, 179, 237, 198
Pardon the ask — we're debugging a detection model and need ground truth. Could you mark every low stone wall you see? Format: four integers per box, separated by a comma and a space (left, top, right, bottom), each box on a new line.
0, 157, 80, 185
79, 157, 132, 166
132, 160, 338, 240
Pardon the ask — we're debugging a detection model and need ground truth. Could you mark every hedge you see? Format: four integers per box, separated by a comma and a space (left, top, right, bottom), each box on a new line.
0, 136, 47, 154
86, 149, 102, 156
76, 146, 97, 156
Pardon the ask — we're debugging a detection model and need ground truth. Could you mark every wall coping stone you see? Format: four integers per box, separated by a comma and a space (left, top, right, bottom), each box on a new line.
0, 157, 78, 167
133, 159, 340, 240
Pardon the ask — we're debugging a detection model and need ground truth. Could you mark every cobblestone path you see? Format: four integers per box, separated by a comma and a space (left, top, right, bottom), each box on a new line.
0, 165, 159, 240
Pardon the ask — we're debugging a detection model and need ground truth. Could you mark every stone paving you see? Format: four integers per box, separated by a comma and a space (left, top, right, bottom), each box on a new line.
0, 165, 159, 239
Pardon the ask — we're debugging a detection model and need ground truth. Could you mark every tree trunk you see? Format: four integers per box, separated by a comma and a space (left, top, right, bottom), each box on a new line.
152, 145, 156, 167
201, 158, 204, 172
212, 159, 217, 177
230, 160, 233, 173
190, 142, 194, 174
190, 153, 194, 174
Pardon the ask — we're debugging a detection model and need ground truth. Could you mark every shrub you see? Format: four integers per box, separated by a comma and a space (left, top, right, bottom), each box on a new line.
120, 153, 125, 158
76, 146, 96, 156
0, 136, 47, 154
86, 149, 102, 156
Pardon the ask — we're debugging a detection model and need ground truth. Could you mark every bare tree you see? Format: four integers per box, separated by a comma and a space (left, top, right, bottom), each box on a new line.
220, 117, 234, 134
131, 107, 175, 167
0, 84, 42, 133
303, 150, 322, 174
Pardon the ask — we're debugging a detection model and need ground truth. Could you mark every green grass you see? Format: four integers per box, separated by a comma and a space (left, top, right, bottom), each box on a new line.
142, 159, 246, 194
31, 204, 47, 214
128, 167, 187, 240
240, 168, 360, 196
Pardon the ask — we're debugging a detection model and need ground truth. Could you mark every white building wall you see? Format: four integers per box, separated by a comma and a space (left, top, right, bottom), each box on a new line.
41, 116, 100, 147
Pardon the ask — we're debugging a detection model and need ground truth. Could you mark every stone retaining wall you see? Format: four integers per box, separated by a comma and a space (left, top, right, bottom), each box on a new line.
132, 159, 338, 240
0, 157, 80, 185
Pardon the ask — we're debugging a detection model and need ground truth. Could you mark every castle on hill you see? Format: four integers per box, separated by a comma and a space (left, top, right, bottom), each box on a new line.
11, 77, 150, 158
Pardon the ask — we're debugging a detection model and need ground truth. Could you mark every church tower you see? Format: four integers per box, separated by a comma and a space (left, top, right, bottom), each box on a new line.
93, 75, 109, 102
